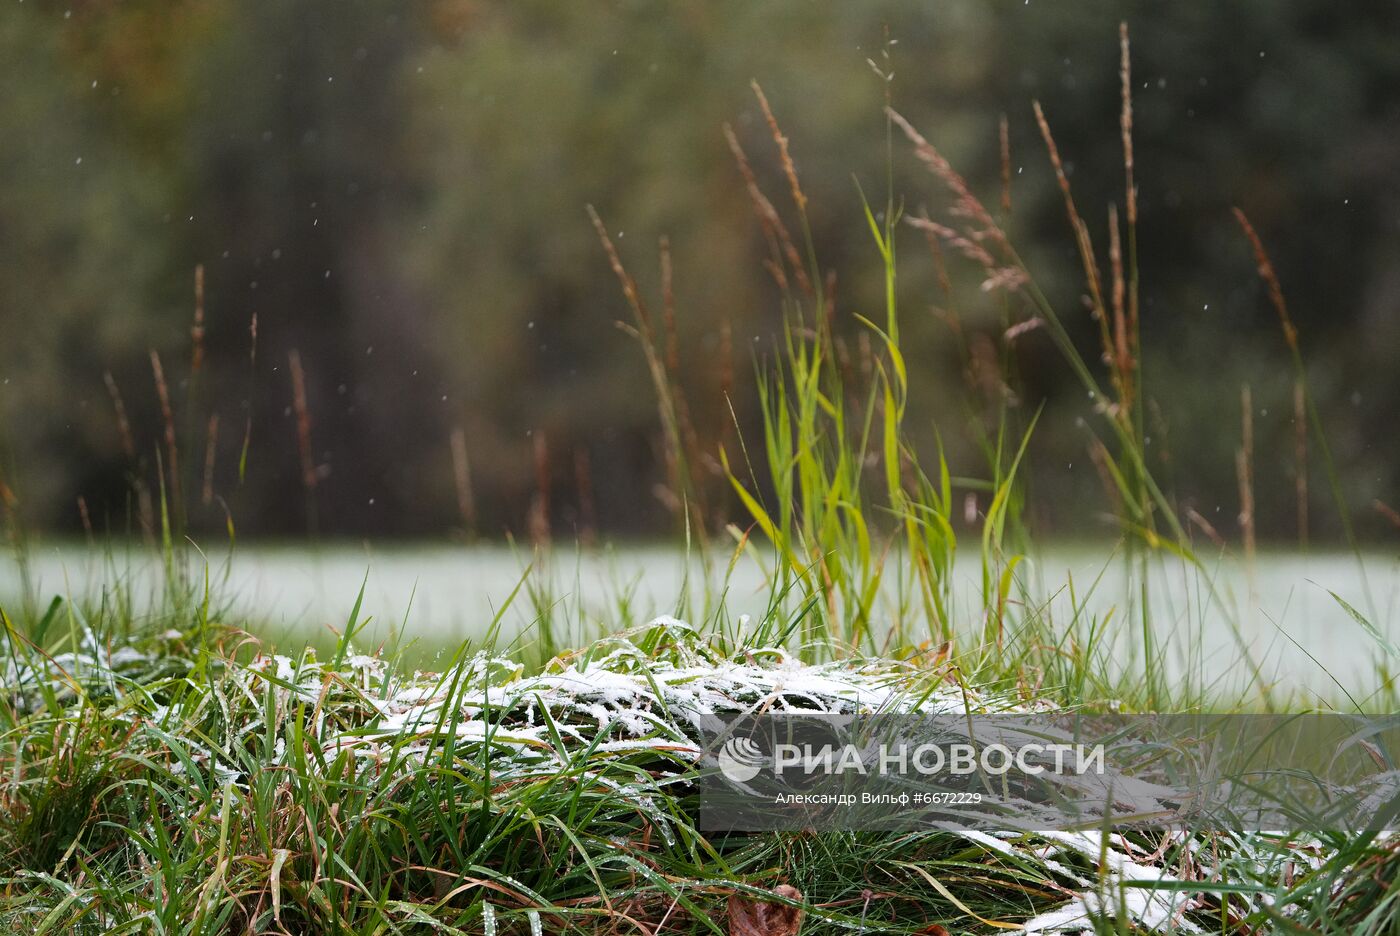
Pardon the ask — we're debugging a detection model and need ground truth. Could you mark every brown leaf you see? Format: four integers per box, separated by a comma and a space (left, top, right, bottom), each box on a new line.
727, 884, 804, 936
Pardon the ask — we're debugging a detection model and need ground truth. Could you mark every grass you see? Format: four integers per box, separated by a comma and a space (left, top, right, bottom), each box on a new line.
1, 581, 1395, 935
3, 22, 1400, 936
1, 559, 1397, 933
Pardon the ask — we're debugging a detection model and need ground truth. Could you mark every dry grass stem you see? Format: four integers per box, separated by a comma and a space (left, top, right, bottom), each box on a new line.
906, 215, 995, 270
149, 349, 181, 510
587, 205, 653, 335
1116, 25, 1141, 415
288, 349, 316, 494
1033, 101, 1114, 380
980, 266, 1028, 293
1236, 384, 1256, 565
239, 311, 259, 484
1119, 23, 1137, 227
659, 235, 680, 374
76, 495, 93, 539
588, 205, 707, 535
887, 108, 1010, 255
1004, 317, 1044, 343
652, 239, 705, 512
722, 123, 810, 296
750, 81, 807, 217
450, 427, 476, 534
657, 240, 704, 483
1187, 507, 1226, 548
528, 429, 550, 548
969, 333, 1011, 407
1294, 380, 1309, 547
999, 113, 1013, 216
1108, 203, 1133, 413
191, 264, 206, 374
1088, 437, 1125, 519
588, 206, 667, 418
919, 218, 954, 299
907, 213, 1023, 298
1120, 24, 1142, 397
1232, 208, 1299, 351
103, 371, 136, 460
201, 413, 220, 507
823, 267, 838, 335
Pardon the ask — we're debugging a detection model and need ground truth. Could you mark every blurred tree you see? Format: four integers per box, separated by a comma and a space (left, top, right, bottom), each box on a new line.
2, 0, 1397, 543
0, 7, 170, 526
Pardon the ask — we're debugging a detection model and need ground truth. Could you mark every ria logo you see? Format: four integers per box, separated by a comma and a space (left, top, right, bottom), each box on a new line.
717, 737, 766, 782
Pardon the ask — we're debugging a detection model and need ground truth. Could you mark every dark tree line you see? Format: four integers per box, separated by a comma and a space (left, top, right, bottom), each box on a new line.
2, 0, 1398, 543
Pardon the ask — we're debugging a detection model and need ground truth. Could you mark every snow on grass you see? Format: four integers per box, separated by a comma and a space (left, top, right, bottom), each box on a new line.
0, 614, 1354, 932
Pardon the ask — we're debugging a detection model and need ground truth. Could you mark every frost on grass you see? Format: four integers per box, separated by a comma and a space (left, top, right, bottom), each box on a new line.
0, 615, 1355, 932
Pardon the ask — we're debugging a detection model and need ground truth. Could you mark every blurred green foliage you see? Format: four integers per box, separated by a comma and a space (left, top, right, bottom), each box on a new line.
1, 0, 1398, 542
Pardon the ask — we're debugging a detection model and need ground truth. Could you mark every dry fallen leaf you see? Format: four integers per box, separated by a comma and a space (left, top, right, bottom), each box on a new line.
727, 884, 804, 936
